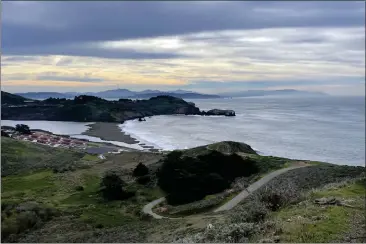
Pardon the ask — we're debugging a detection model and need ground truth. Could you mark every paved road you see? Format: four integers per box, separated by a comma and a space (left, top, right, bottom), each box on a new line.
142, 165, 308, 219
214, 165, 308, 212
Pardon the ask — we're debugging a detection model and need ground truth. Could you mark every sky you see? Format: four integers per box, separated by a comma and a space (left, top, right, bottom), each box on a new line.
1, 1, 365, 96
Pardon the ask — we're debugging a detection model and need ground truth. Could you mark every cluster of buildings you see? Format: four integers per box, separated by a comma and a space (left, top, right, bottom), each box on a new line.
13, 131, 87, 149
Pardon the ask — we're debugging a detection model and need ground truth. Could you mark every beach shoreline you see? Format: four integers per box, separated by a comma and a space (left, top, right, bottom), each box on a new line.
83, 122, 138, 144
83, 122, 160, 152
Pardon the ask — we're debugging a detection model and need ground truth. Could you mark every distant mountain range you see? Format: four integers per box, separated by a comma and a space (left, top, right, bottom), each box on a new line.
14, 89, 326, 100
14, 89, 220, 100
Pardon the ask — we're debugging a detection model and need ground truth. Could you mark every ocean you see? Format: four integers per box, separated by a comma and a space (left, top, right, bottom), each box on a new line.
120, 96, 365, 166
2, 96, 364, 166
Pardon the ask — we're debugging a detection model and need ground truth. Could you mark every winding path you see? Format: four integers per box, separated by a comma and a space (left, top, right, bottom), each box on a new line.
142, 164, 309, 219
142, 197, 167, 219
214, 165, 307, 212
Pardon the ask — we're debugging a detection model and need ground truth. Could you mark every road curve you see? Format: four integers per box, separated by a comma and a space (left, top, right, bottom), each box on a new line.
142, 165, 309, 219
214, 165, 308, 212
142, 197, 166, 219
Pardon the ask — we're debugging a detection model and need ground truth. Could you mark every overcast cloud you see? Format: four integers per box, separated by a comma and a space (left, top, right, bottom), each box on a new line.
1, 1, 365, 95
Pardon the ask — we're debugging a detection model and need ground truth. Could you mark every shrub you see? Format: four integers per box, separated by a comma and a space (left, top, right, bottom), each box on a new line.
259, 183, 302, 211
133, 163, 149, 177
15, 124, 31, 134
137, 175, 151, 185
16, 211, 39, 232
100, 172, 134, 201
100, 172, 125, 200
1, 130, 10, 137
75, 186, 84, 191
1, 222, 18, 240
230, 199, 269, 223
176, 222, 258, 243
203, 173, 229, 195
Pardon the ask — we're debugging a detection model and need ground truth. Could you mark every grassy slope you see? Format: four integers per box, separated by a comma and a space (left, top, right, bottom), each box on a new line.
1, 137, 166, 242
1, 137, 98, 176
266, 179, 365, 243
2, 138, 364, 242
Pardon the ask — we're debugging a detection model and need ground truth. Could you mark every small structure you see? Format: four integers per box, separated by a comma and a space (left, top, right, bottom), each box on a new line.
98, 154, 106, 160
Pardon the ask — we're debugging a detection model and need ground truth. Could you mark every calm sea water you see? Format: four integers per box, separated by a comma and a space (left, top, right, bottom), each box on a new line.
120, 96, 365, 166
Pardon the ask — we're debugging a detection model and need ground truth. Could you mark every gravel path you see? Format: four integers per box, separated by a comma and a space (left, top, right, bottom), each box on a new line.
142, 197, 167, 219
142, 165, 309, 219
214, 165, 308, 212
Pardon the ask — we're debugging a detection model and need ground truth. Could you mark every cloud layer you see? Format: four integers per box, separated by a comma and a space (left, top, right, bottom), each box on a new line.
1, 1, 365, 95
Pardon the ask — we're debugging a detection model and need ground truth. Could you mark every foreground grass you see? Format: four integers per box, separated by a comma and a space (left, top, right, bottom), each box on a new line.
1, 138, 165, 242
265, 179, 366, 243
2, 138, 365, 243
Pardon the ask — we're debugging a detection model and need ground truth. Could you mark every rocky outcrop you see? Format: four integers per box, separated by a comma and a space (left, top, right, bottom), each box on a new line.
204, 109, 235, 116
182, 141, 258, 157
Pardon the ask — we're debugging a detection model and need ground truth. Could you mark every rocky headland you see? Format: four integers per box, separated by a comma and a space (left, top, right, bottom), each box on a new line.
1, 92, 235, 123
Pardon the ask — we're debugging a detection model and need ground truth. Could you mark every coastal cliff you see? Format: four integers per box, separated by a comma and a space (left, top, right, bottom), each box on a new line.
1, 93, 234, 122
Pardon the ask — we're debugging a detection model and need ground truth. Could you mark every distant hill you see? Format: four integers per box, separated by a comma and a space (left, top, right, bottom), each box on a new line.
132, 92, 220, 99
14, 92, 74, 100
16, 89, 220, 100
15, 88, 326, 100
218, 89, 327, 98
1, 91, 32, 105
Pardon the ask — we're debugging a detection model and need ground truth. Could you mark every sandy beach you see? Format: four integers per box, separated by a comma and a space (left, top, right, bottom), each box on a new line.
83, 122, 160, 152
83, 122, 139, 144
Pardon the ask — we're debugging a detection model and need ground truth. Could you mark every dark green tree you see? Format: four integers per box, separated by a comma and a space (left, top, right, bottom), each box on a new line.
100, 172, 134, 201
15, 124, 31, 134
133, 163, 149, 177
157, 150, 259, 204
1, 130, 10, 137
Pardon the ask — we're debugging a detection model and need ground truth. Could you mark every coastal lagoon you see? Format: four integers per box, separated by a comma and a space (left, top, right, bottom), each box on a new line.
1, 120, 93, 135
120, 96, 365, 166
0, 120, 144, 150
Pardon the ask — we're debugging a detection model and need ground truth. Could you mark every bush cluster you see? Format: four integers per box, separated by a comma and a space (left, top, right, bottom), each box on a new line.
15, 124, 31, 134
1, 202, 59, 241
133, 163, 149, 177
158, 150, 259, 204
100, 172, 135, 201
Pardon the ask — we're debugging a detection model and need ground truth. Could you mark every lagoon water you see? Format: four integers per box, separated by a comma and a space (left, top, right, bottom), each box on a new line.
0, 120, 143, 150
1, 120, 93, 135
120, 96, 365, 166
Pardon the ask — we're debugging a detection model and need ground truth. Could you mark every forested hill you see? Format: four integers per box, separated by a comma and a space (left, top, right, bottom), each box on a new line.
1, 94, 202, 123
1, 91, 33, 105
